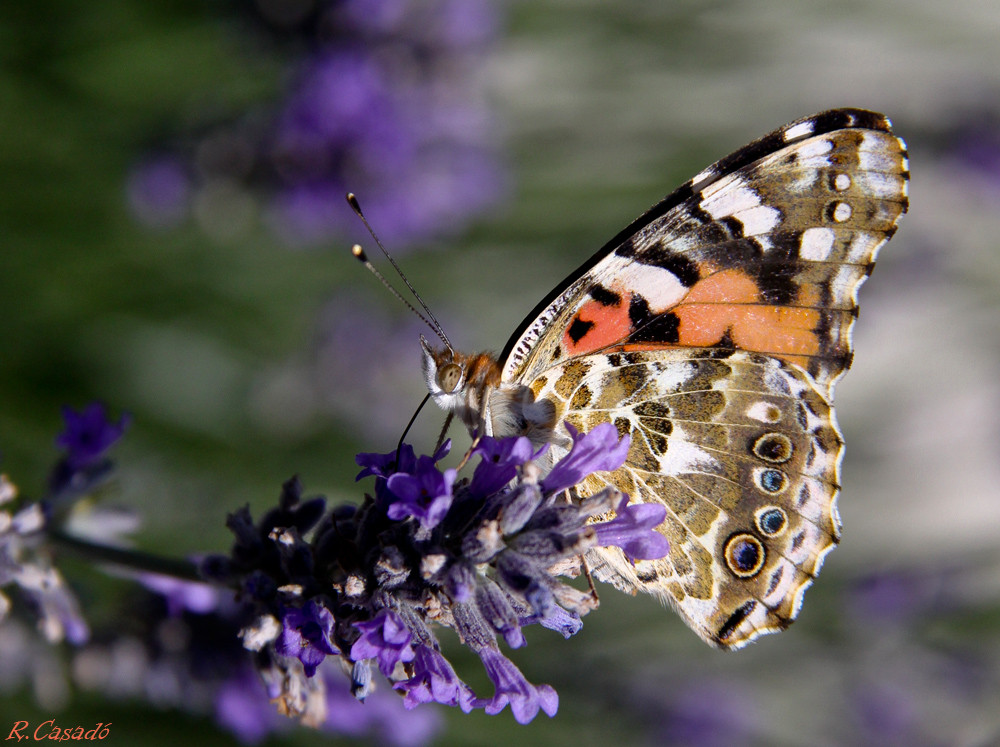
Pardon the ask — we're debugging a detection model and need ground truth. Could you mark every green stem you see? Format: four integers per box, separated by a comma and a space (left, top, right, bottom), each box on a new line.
47, 527, 205, 583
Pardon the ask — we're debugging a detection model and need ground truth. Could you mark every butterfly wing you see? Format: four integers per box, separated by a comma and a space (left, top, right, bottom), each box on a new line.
496, 108, 908, 648
526, 348, 841, 648
501, 108, 909, 399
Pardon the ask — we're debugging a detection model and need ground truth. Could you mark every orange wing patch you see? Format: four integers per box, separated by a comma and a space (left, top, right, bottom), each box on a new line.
671, 269, 822, 370
561, 269, 823, 371
562, 290, 635, 356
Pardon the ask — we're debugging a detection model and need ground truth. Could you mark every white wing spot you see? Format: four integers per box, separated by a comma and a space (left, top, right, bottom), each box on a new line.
833, 264, 861, 299
832, 201, 852, 223
857, 131, 902, 171
700, 179, 757, 209
735, 204, 781, 235
834, 173, 851, 191
602, 357, 694, 395
701, 181, 779, 234
658, 436, 717, 475
600, 256, 688, 314
795, 138, 835, 160
846, 232, 877, 263
786, 170, 818, 194
783, 120, 816, 142
855, 171, 904, 200
799, 227, 835, 261
746, 401, 782, 424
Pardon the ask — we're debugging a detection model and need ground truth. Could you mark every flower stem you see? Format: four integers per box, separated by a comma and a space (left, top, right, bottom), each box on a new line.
47, 527, 204, 583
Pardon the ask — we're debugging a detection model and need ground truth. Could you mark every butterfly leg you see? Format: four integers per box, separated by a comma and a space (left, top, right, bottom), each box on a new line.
455, 431, 481, 472
556, 488, 601, 605
433, 411, 454, 455
580, 553, 600, 605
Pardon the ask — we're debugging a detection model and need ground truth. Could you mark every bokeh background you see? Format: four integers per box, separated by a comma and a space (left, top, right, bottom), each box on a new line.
3, 1, 1000, 744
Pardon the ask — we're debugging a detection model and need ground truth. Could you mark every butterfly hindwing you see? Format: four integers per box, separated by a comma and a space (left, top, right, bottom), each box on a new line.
501, 108, 909, 398
524, 348, 842, 648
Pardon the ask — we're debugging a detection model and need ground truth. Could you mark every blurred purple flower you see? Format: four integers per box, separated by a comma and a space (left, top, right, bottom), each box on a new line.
55, 403, 130, 470
658, 681, 760, 747
138, 574, 220, 617
947, 112, 1000, 191
846, 568, 950, 626
70, 586, 443, 746
129, 0, 505, 250
430, 0, 500, 47
851, 682, 918, 746
323, 665, 444, 746
267, 180, 347, 245
215, 666, 283, 744
251, 294, 446, 443
126, 155, 191, 228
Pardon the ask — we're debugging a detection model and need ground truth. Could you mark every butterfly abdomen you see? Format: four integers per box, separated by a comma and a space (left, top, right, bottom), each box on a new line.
486, 384, 560, 448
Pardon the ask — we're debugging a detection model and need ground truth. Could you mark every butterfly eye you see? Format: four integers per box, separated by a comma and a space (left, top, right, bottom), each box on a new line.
437, 363, 463, 393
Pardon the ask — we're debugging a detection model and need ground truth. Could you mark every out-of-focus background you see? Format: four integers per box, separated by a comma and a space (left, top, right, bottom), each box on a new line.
2, 1, 1000, 744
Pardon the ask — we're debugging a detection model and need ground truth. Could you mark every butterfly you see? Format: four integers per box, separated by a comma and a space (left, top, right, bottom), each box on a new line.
419, 108, 909, 649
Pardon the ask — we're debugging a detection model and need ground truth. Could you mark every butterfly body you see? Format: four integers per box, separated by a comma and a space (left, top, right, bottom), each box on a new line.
421, 108, 909, 649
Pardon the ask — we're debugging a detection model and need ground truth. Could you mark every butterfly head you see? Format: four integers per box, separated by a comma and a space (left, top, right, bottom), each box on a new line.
420, 336, 465, 395
419, 335, 501, 433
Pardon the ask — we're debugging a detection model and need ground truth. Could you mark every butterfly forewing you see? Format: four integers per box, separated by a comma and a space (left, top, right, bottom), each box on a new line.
501, 109, 909, 397
485, 108, 908, 649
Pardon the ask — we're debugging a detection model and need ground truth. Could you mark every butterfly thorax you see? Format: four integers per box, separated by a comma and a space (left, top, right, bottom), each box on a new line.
420, 337, 560, 447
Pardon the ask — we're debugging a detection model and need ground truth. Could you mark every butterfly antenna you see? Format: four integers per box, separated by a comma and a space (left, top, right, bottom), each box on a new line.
350, 244, 448, 347
347, 193, 452, 351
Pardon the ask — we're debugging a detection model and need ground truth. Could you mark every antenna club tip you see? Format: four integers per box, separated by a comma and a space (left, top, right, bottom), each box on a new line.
351, 244, 367, 261
346, 192, 363, 214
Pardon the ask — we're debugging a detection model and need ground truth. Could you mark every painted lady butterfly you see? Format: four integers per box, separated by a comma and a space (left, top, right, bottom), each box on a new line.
420, 108, 909, 649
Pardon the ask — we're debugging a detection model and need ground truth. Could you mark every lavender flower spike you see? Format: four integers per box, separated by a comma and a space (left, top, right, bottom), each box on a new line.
219, 422, 669, 729
1, 479, 89, 644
